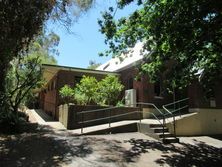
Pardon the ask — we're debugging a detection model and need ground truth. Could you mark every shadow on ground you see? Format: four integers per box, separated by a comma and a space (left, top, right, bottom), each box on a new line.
123, 138, 222, 167
0, 125, 92, 167
209, 134, 222, 141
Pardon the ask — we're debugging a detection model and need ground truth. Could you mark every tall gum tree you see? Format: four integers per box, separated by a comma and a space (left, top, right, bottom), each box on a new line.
0, 0, 94, 112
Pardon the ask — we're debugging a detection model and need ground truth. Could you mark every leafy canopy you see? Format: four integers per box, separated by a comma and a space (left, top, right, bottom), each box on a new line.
6, 30, 61, 112
99, 0, 222, 96
0, 0, 95, 113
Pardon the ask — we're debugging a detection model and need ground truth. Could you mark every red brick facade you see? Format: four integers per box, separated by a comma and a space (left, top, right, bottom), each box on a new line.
39, 69, 109, 120
39, 65, 222, 120
119, 68, 173, 107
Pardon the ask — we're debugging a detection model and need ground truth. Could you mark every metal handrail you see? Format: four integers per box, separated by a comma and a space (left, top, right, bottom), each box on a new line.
163, 98, 189, 115
162, 98, 189, 138
77, 102, 165, 135
167, 105, 189, 114
76, 106, 121, 115
79, 111, 141, 124
135, 102, 164, 115
134, 102, 166, 139
163, 98, 189, 108
78, 105, 141, 133
150, 113, 163, 125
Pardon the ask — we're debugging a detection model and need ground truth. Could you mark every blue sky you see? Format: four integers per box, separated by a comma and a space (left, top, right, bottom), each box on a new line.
50, 1, 137, 68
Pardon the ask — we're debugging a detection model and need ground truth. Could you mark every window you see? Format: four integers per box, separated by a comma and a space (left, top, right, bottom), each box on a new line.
128, 77, 134, 89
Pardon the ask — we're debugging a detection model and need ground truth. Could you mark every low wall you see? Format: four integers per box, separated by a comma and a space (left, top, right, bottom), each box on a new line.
58, 104, 140, 129
166, 108, 222, 136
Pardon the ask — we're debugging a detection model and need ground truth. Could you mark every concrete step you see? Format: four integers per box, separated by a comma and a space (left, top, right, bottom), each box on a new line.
152, 127, 168, 133
156, 132, 174, 138
149, 124, 163, 128
162, 137, 179, 144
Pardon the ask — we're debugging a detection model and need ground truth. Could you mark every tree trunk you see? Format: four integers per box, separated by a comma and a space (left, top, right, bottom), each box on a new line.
0, 62, 9, 113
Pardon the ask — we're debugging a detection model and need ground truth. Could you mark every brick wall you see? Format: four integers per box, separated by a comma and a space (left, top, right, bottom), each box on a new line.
119, 67, 174, 107
188, 80, 222, 108
41, 70, 111, 120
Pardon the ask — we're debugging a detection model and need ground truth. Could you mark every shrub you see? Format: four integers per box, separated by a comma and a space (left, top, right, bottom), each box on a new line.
96, 75, 124, 105
59, 75, 124, 106
74, 75, 98, 105
0, 111, 28, 133
59, 85, 75, 104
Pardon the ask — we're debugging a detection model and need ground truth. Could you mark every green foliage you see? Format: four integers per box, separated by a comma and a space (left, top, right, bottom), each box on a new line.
96, 75, 124, 105
73, 89, 88, 105
116, 99, 125, 107
6, 30, 60, 113
0, 0, 55, 114
28, 31, 60, 65
0, 111, 28, 133
59, 75, 124, 106
74, 0, 95, 12
59, 85, 75, 104
74, 75, 98, 105
99, 0, 222, 96
0, 0, 94, 132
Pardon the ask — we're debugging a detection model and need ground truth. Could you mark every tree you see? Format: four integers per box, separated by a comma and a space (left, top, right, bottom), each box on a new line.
98, 0, 222, 97
74, 75, 98, 105
6, 56, 43, 113
96, 75, 124, 105
0, 30, 60, 131
59, 85, 75, 104
87, 60, 102, 70
0, 0, 95, 113
27, 31, 60, 65
6, 30, 61, 112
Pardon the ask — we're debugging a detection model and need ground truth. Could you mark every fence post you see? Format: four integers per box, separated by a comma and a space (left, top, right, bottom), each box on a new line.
173, 115, 176, 138
81, 112, 83, 134
162, 105, 165, 140
109, 109, 111, 128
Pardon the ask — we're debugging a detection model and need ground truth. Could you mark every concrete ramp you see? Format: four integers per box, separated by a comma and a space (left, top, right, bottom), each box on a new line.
68, 120, 140, 135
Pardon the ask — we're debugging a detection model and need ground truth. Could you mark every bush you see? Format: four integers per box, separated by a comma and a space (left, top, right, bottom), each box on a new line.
74, 75, 98, 105
96, 75, 124, 105
59, 85, 75, 104
74, 89, 88, 105
0, 111, 28, 133
59, 75, 124, 106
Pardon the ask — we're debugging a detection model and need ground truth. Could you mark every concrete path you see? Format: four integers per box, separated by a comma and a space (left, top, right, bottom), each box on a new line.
1, 109, 221, 167
27, 109, 66, 130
